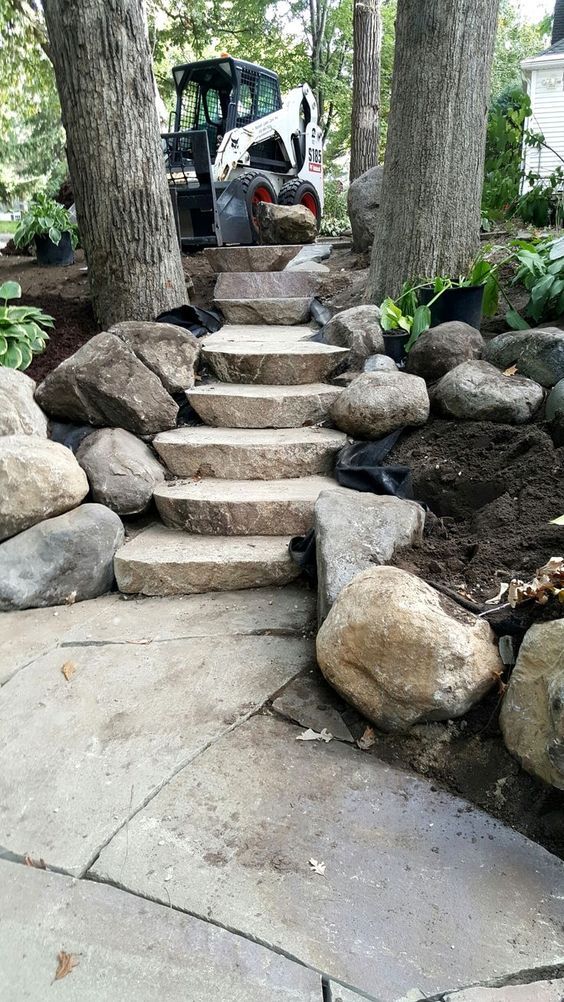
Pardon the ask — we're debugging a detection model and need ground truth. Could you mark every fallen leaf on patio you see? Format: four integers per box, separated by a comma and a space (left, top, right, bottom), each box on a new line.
296, 728, 333, 743
54, 951, 79, 981
24, 854, 46, 869
357, 726, 376, 750
61, 661, 76, 682
503, 364, 518, 376
309, 858, 326, 875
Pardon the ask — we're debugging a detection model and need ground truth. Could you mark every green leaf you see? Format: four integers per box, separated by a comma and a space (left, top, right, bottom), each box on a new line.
531, 273, 556, 303
379, 298, 403, 332
3, 342, 23, 369
405, 305, 431, 351
48, 226, 62, 246
18, 343, 33, 370
549, 236, 564, 261
0, 336, 7, 356
482, 274, 499, 317
506, 308, 530, 330
0, 281, 22, 303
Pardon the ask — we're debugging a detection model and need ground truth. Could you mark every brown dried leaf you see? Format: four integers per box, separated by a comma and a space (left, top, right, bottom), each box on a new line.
54, 951, 79, 981
503, 364, 518, 376
357, 725, 376, 750
24, 854, 46, 869
61, 661, 76, 682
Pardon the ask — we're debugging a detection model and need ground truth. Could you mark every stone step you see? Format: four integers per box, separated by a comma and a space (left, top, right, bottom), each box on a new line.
204, 324, 314, 345
187, 381, 342, 429
214, 272, 321, 325
202, 341, 348, 385
203, 245, 301, 272
153, 426, 347, 479
154, 476, 338, 535
114, 524, 300, 595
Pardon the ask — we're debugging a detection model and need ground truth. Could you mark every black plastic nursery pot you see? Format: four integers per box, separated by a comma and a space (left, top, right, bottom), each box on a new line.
419, 284, 484, 330
382, 330, 410, 365
34, 231, 74, 267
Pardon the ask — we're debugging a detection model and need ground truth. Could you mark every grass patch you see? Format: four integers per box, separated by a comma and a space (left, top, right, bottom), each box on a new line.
0, 220, 18, 234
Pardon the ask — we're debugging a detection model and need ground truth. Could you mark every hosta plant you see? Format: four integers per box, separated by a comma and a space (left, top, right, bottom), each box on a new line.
0, 281, 53, 370
14, 193, 78, 250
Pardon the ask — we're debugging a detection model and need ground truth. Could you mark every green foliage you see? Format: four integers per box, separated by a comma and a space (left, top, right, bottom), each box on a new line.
491, 0, 551, 96
0, 281, 53, 371
518, 167, 564, 227
379, 296, 432, 350
482, 86, 532, 222
14, 193, 78, 249
508, 237, 564, 329
0, 1, 66, 203
320, 179, 348, 234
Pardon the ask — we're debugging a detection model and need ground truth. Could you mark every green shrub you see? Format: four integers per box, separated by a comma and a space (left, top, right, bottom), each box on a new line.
320, 179, 349, 236
14, 193, 78, 250
0, 281, 53, 370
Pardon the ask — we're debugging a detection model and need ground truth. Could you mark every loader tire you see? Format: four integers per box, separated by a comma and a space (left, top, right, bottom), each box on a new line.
239, 171, 277, 240
278, 179, 321, 226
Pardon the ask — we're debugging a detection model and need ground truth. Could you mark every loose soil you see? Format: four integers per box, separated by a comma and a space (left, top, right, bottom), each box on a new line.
389, 418, 564, 604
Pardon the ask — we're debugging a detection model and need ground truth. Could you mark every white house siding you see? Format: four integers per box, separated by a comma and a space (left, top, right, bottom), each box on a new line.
522, 48, 564, 184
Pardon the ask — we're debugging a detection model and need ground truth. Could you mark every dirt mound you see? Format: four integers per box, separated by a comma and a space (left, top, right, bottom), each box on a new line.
389, 419, 564, 602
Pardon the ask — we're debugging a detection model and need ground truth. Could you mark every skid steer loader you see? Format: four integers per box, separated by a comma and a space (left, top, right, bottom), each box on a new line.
161, 56, 324, 248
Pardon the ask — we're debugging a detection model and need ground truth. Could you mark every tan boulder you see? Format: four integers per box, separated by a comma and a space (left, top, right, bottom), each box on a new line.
330, 371, 429, 438
316, 565, 501, 731
0, 435, 89, 541
499, 620, 564, 789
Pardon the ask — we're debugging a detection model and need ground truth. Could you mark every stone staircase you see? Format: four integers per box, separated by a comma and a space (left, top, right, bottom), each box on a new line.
114, 289, 349, 597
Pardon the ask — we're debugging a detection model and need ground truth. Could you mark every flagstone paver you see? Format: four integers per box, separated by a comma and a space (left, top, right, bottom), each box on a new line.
0, 634, 314, 876
91, 713, 564, 1001
444, 980, 564, 1001
0, 860, 321, 1001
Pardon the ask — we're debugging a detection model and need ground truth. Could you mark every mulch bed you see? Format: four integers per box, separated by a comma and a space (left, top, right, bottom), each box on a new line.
25, 295, 98, 384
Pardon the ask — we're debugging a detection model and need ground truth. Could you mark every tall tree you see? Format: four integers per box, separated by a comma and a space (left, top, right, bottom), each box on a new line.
349, 0, 381, 180
42, 0, 186, 328
366, 0, 500, 304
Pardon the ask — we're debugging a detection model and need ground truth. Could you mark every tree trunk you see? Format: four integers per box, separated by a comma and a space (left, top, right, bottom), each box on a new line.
43, 0, 186, 328
366, 0, 499, 305
350, 0, 381, 182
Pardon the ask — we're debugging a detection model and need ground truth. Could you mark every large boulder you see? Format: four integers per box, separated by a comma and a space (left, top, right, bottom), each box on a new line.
35, 332, 179, 435
256, 203, 317, 245
321, 306, 384, 368
316, 566, 502, 732
76, 428, 165, 515
315, 488, 425, 623
363, 354, 397, 373
484, 327, 564, 387
406, 322, 485, 383
0, 369, 48, 438
0, 435, 89, 542
432, 360, 544, 423
499, 620, 564, 790
347, 165, 383, 252
108, 321, 200, 394
545, 377, 564, 445
0, 503, 124, 610
330, 371, 429, 438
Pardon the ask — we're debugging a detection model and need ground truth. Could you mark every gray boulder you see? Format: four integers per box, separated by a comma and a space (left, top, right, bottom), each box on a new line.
109, 320, 200, 394
433, 360, 544, 423
76, 428, 165, 515
0, 435, 89, 542
330, 371, 430, 438
500, 620, 564, 790
406, 322, 485, 383
484, 327, 564, 387
35, 332, 178, 435
322, 306, 384, 368
0, 369, 48, 438
315, 488, 425, 623
0, 503, 124, 610
347, 165, 383, 252
545, 378, 564, 445
363, 354, 397, 373
256, 203, 317, 245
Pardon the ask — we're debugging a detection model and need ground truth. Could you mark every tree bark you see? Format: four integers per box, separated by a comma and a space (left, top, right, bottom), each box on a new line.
350, 0, 381, 182
43, 0, 186, 328
366, 0, 500, 305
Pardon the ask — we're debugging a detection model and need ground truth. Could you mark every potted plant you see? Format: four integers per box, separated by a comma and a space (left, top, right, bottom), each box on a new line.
14, 193, 78, 266
379, 297, 432, 365
417, 247, 509, 330
0, 281, 53, 370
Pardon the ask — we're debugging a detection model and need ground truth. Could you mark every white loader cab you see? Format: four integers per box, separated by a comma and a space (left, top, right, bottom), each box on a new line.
161, 56, 324, 247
